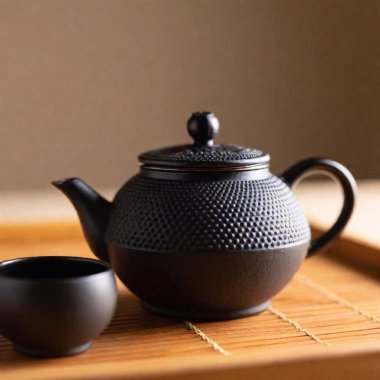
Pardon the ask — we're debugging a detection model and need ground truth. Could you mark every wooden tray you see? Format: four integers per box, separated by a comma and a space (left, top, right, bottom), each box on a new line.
0, 221, 379, 380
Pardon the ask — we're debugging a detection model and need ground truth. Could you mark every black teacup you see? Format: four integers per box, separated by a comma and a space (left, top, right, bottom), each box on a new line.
0, 256, 117, 357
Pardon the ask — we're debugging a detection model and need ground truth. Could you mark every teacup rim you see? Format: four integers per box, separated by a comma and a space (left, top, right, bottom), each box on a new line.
0, 256, 113, 282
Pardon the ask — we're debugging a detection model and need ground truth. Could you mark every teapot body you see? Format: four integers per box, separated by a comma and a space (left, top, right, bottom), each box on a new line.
53, 112, 356, 321
105, 167, 310, 320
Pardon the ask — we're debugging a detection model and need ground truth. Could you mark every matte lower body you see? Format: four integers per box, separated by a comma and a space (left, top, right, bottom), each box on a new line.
142, 300, 271, 321
109, 242, 309, 321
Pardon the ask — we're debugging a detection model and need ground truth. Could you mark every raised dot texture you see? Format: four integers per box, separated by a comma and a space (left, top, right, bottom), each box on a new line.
105, 175, 311, 251
139, 144, 267, 166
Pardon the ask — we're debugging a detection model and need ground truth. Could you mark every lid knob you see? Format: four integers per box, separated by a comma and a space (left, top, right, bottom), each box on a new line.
187, 112, 220, 146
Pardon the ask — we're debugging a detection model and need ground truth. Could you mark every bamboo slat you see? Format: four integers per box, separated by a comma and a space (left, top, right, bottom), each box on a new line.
1, 220, 380, 379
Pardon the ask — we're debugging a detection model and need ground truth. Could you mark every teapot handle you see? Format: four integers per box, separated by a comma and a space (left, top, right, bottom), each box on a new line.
281, 157, 356, 257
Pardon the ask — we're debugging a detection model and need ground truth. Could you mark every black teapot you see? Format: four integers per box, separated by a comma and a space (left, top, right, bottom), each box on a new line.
53, 112, 356, 321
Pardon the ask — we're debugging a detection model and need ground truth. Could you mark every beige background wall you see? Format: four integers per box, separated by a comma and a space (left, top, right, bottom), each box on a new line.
0, 0, 379, 190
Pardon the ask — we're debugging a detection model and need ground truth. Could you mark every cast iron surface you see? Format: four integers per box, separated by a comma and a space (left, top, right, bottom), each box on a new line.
108, 243, 308, 321
0, 256, 117, 357
105, 174, 311, 252
53, 111, 357, 320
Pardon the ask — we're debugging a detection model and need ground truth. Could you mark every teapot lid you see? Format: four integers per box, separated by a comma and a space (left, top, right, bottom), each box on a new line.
139, 112, 269, 170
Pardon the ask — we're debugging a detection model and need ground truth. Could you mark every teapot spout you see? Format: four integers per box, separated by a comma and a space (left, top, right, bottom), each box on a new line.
52, 178, 111, 262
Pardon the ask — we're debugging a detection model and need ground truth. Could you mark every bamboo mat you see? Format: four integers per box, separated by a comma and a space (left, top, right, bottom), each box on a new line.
1, 225, 380, 379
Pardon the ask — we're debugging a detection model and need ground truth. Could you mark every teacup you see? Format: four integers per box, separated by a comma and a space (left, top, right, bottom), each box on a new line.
0, 256, 117, 357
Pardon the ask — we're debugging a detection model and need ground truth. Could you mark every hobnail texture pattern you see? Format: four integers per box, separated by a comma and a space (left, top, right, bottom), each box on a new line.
105, 175, 311, 252
139, 144, 267, 165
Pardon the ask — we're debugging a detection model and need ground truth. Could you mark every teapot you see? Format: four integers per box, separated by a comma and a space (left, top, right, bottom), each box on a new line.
53, 112, 356, 321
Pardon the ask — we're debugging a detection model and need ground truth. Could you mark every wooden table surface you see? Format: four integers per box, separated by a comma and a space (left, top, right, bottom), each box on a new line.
1, 180, 380, 379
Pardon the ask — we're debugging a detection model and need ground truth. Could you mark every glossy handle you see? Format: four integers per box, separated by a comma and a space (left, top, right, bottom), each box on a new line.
282, 157, 356, 257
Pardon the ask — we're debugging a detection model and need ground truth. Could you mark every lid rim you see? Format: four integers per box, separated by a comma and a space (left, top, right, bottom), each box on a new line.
140, 162, 270, 172
139, 155, 270, 168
